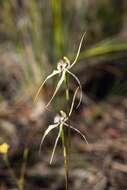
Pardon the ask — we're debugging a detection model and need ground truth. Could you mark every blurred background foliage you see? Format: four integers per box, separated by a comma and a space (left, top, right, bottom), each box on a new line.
0, 0, 127, 103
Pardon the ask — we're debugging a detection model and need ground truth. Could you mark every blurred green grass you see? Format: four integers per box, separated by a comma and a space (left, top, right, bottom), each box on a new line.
0, 0, 127, 101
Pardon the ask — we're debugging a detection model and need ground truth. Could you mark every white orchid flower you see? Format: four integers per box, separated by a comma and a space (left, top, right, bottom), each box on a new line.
34, 33, 86, 108
39, 88, 88, 164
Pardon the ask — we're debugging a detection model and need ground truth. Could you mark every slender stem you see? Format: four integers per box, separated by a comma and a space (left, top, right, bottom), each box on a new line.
61, 126, 68, 190
62, 73, 70, 190
18, 148, 29, 190
65, 74, 69, 101
65, 73, 71, 160
3, 154, 19, 189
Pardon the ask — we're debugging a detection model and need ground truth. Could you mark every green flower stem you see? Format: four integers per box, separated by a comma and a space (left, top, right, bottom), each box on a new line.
65, 74, 69, 101
61, 125, 68, 190
62, 73, 70, 190
3, 149, 28, 190
64, 73, 71, 160
3, 154, 19, 189
19, 148, 29, 190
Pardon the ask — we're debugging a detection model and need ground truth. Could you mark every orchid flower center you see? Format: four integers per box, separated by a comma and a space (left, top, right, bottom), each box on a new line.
57, 57, 70, 72
54, 110, 68, 124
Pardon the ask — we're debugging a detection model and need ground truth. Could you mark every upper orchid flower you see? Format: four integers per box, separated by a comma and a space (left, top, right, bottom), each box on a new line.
34, 33, 86, 108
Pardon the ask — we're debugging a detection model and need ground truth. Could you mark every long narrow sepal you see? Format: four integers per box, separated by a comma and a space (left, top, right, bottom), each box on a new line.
50, 124, 63, 164
70, 32, 86, 68
64, 123, 88, 144
34, 70, 60, 103
66, 69, 82, 108
39, 123, 59, 154
69, 87, 79, 117
45, 70, 66, 108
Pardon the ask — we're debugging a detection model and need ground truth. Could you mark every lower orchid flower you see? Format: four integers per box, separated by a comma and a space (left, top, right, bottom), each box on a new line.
39, 88, 88, 164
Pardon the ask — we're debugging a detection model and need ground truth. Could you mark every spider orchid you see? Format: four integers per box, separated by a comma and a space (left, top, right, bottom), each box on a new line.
34, 32, 86, 108
39, 88, 88, 164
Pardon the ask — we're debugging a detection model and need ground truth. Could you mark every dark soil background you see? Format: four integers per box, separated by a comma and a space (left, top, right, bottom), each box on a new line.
0, 0, 127, 190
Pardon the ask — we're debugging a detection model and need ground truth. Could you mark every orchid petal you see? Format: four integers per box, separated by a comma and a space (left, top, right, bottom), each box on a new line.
45, 70, 66, 108
64, 123, 88, 144
34, 70, 60, 103
50, 124, 63, 164
69, 87, 79, 117
66, 69, 82, 108
70, 32, 86, 68
39, 123, 59, 154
